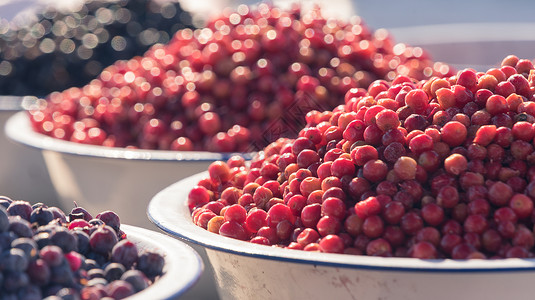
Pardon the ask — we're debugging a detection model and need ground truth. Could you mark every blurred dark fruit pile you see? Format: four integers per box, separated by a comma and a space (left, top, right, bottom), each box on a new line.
0, 0, 193, 96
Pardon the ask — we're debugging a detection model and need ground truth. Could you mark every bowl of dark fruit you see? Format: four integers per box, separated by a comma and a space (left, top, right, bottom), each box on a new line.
0, 197, 203, 299
149, 56, 535, 300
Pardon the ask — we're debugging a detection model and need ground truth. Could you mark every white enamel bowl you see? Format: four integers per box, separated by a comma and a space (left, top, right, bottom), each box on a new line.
5, 111, 252, 230
119, 224, 203, 300
149, 171, 535, 300
0, 97, 58, 205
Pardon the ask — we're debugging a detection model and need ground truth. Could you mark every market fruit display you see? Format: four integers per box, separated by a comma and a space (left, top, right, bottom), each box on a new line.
0, 0, 193, 96
0, 196, 165, 299
28, 4, 452, 152
187, 55, 535, 259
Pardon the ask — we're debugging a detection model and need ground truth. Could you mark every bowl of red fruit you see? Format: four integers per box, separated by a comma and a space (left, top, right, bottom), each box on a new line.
4, 3, 448, 230
0, 197, 203, 299
149, 55, 535, 300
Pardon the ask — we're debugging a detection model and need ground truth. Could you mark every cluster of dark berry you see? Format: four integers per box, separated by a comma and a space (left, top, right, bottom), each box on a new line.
0, 0, 193, 96
0, 196, 164, 299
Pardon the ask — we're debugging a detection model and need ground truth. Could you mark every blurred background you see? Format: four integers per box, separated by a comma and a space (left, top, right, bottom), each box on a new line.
3, 0, 535, 27
2, 0, 534, 71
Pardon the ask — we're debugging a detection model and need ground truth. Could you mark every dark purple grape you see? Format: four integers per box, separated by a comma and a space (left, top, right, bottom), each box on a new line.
137, 251, 164, 278
40, 245, 64, 267
55, 288, 79, 300
7, 200, 33, 221
0, 205, 8, 232
43, 285, 64, 298
48, 207, 67, 224
34, 231, 52, 249
111, 239, 138, 269
69, 206, 93, 222
116, 229, 126, 240
72, 229, 90, 255
0, 248, 29, 272
106, 280, 135, 299
31, 203, 47, 210
85, 251, 107, 267
27, 258, 51, 286
87, 268, 105, 280
0, 196, 13, 209
17, 283, 42, 300
11, 237, 38, 259
84, 259, 99, 270
3, 271, 30, 292
50, 260, 75, 286
50, 227, 78, 253
121, 270, 149, 292
86, 277, 108, 288
89, 225, 118, 255
104, 262, 126, 282
87, 219, 105, 236
88, 219, 105, 227
79, 286, 106, 299
0, 293, 17, 300
36, 223, 58, 235
96, 211, 121, 233
0, 231, 17, 251
30, 206, 55, 226
8, 216, 32, 238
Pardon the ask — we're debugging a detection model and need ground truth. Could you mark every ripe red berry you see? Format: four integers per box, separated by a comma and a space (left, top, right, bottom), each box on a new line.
319, 235, 345, 253
393, 156, 417, 180
351, 145, 379, 166
444, 153, 468, 175
509, 194, 534, 219
355, 197, 381, 219
375, 109, 400, 132
440, 121, 467, 147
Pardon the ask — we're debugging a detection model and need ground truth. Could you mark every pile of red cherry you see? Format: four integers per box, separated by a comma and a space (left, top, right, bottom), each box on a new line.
28, 4, 451, 152
188, 55, 535, 259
